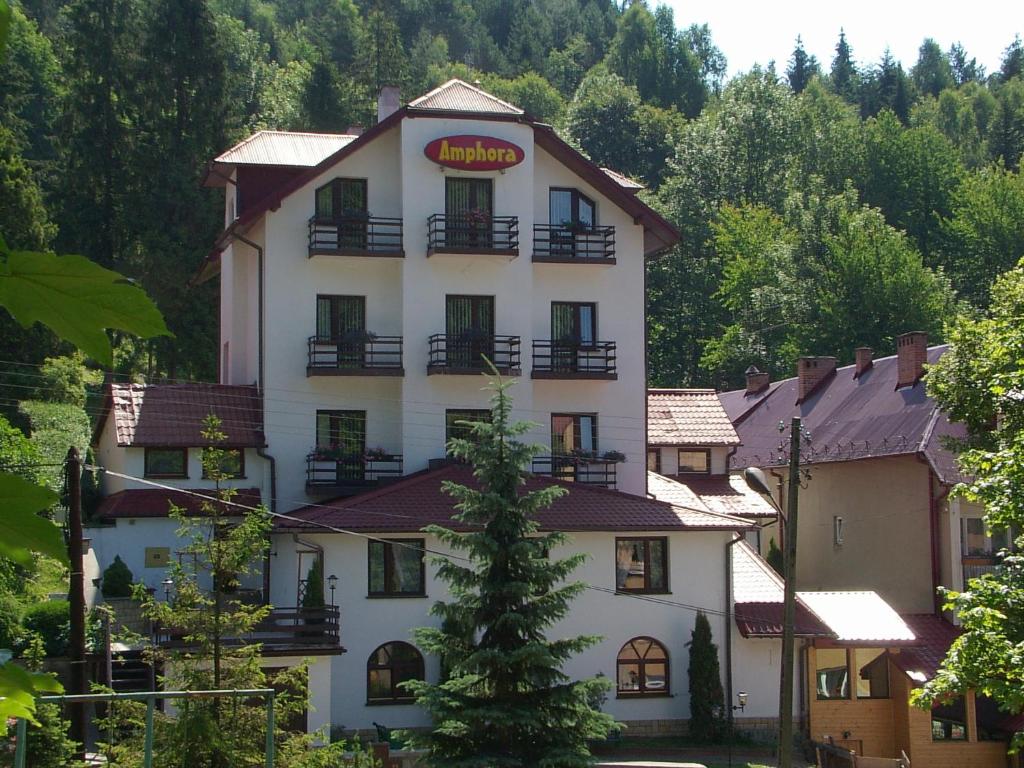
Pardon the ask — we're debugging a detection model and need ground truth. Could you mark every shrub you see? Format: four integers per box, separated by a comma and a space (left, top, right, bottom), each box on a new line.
687, 610, 725, 742
301, 559, 324, 609
0, 591, 23, 650
101, 555, 134, 598
23, 600, 69, 657
766, 537, 784, 576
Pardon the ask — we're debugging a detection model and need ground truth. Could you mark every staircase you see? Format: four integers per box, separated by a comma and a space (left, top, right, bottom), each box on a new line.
107, 650, 153, 692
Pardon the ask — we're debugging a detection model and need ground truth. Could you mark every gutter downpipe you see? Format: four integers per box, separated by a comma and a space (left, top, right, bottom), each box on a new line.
725, 534, 745, 741
928, 467, 951, 615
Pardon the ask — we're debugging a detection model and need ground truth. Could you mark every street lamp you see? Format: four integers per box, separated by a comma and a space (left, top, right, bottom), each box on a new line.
728, 691, 749, 767
162, 577, 174, 603
327, 574, 338, 606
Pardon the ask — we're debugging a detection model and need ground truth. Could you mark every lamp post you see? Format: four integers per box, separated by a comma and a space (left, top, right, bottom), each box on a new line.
162, 578, 174, 603
727, 690, 749, 767
327, 574, 337, 607
743, 416, 804, 768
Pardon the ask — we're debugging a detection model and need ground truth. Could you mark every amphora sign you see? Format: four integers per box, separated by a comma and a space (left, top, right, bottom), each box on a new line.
424, 135, 524, 171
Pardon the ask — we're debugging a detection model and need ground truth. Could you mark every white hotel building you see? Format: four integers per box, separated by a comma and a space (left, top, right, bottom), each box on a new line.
86, 80, 816, 738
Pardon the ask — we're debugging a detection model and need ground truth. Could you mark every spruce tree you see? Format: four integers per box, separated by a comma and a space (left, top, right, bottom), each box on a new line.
686, 611, 725, 742
406, 376, 615, 767
786, 36, 818, 94
830, 29, 858, 103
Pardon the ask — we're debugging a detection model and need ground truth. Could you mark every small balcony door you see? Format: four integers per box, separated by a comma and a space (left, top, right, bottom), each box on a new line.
446, 295, 494, 369
551, 302, 596, 371
316, 410, 366, 481
549, 188, 595, 256
317, 295, 366, 366
551, 413, 597, 481
315, 178, 368, 249
446, 178, 493, 249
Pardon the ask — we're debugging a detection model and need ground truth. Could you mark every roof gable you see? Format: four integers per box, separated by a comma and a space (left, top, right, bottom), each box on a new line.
409, 79, 523, 114
648, 388, 740, 447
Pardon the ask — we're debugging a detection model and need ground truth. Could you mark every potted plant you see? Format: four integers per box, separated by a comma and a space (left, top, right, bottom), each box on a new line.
339, 207, 370, 222
463, 207, 491, 227
365, 446, 390, 462
601, 450, 626, 463
561, 218, 590, 235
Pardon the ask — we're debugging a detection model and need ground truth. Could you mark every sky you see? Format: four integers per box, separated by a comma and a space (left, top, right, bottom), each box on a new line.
662, 0, 1024, 78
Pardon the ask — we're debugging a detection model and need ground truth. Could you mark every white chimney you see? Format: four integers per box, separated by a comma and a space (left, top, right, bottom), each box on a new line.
377, 86, 401, 124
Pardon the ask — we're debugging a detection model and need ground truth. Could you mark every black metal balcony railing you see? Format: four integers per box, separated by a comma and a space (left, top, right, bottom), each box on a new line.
531, 455, 618, 489
532, 224, 616, 263
531, 339, 617, 379
427, 214, 519, 255
307, 216, 404, 256
157, 605, 340, 648
427, 334, 521, 375
305, 452, 404, 492
306, 335, 404, 376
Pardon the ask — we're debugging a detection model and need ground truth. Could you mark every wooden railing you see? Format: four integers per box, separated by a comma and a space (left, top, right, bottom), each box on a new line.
307, 216, 404, 256
427, 334, 521, 374
962, 556, 999, 581
307, 335, 404, 375
531, 339, 617, 379
306, 453, 404, 490
156, 605, 341, 648
532, 224, 616, 263
427, 214, 519, 255
531, 455, 618, 489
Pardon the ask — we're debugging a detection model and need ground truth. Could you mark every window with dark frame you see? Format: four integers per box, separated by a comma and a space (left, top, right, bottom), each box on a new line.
815, 648, 850, 700
366, 642, 424, 704
314, 178, 368, 249
316, 295, 366, 340
201, 448, 244, 479
144, 448, 188, 479
932, 696, 968, 741
551, 302, 596, 346
615, 538, 668, 593
647, 450, 661, 473
550, 413, 597, 455
549, 188, 595, 229
368, 539, 425, 596
676, 449, 710, 474
315, 410, 367, 481
445, 409, 491, 446
616, 636, 669, 696
854, 648, 890, 699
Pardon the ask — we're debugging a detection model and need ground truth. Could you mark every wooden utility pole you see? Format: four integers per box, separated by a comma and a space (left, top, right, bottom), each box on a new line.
66, 447, 88, 754
777, 417, 802, 768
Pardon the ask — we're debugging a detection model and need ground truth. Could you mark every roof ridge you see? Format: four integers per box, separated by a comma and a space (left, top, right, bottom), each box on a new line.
648, 388, 718, 394
410, 78, 524, 114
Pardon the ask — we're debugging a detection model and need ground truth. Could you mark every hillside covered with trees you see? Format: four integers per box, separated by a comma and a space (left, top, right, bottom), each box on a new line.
1, 0, 1023, 391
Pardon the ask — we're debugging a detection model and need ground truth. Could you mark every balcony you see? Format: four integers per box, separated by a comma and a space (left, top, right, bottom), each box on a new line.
307, 215, 404, 257
307, 335, 404, 376
962, 556, 999, 582
157, 605, 340, 650
531, 455, 619, 489
427, 334, 521, 375
531, 340, 617, 380
532, 224, 616, 264
305, 452, 404, 495
427, 214, 519, 256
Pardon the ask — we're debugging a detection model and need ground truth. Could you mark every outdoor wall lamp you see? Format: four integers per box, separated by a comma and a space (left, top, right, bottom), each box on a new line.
162, 577, 174, 602
734, 691, 748, 711
328, 574, 338, 606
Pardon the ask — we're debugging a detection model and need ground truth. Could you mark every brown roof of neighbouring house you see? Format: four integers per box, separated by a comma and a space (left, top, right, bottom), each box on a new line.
100, 383, 265, 448
718, 346, 965, 484
96, 487, 262, 520
214, 130, 358, 167
647, 472, 775, 519
647, 389, 740, 447
891, 613, 962, 682
276, 464, 755, 534
734, 601, 833, 638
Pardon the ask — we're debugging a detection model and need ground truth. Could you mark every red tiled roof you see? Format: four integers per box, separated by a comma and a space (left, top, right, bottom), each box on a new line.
104, 383, 265, 448
892, 613, 961, 682
732, 540, 784, 603
734, 602, 832, 638
718, 347, 965, 483
96, 488, 262, 520
647, 389, 740, 447
277, 464, 755, 534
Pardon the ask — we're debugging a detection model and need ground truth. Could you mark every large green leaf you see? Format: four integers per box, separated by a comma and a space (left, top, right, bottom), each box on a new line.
0, 473, 66, 565
0, 248, 171, 366
0, 661, 63, 724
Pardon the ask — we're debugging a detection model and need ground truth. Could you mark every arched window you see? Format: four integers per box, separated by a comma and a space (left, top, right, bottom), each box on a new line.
616, 637, 669, 696
367, 642, 424, 704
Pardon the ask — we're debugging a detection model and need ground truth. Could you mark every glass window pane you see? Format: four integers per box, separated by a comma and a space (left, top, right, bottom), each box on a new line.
855, 648, 889, 698
145, 449, 186, 477
393, 544, 423, 594
578, 195, 595, 227
616, 540, 646, 590
551, 415, 575, 454
647, 450, 660, 472
549, 189, 572, 226
932, 697, 967, 740
644, 662, 667, 691
579, 416, 594, 452
632, 638, 652, 658
368, 669, 391, 699
316, 184, 333, 218
617, 663, 640, 692
578, 305, 595, 343
368, 542, 385, 593
648, 539, 666, 591
815, 648, 849, 699
677, 450, 709, 473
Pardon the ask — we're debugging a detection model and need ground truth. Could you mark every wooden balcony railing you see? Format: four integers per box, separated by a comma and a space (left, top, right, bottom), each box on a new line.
962, 556, 999, 582
157, 605, 340, 649
307, 216, 404, 257
427, 334, 521, 375
531, 339, 617, 379
531, 455, 618, 489
532, 224, 616, 263
307, 335, 404, 376
305, 452, 404, 493
427, 214, 519, 256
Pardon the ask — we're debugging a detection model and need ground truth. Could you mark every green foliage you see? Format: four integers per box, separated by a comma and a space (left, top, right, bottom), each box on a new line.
766, 538, 784, 576
100, 555, 135, 599
912, 261, 1024, 751
0, 590, 22, 650
34, 354, 88, 406
0, 472, 63, 566
22, 599, 69, 657
18, 400, 90, 492
405, 376, 615, 766
11, 635, 78, 766
687, 611, 725, 742
301, 557, 324, 609
0, 125, 55, 251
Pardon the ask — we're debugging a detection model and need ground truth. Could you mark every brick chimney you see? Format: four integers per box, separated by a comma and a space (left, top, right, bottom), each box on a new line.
745, 365, 770, 396
854, 347, 873, 378
797, 356, 836, 402
896, 332, 928, 388
377, 86, 401, 123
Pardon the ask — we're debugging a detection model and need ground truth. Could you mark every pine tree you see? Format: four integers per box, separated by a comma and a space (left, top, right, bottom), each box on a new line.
786, 35, 818, 94
830, 29, 858, 103
766, 537, 784, 576
686, 611, 725, 742
406, 376, 615, 767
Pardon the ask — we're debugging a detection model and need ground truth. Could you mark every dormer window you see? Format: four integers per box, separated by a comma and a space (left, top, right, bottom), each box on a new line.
676, 449, 710, 475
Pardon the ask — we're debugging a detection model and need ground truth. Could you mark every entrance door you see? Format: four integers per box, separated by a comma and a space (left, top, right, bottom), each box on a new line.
445, 178, 493, 249
316, 178, 368, 249
316, 410, 366, 481
446, 295, 494, 369
316, 295, 366, 366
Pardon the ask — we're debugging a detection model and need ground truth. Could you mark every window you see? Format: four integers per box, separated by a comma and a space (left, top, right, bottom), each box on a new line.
144, 448, 187, 479
615, 538, 668, 593
854, 648, 889, 698
368, 539, 425, 597
932, 697, 967, 740
445, 177, 494, 248
367, 642, 424, 704
815, 648, 849, 700
961, 517, 1008, 557
676, 449, 710, 474
445, 409, 491, 445
445, 295, 495, 369
616, 637, 669, 696
315, 178, 367, 220
316, 295, 366, 341
551, 414, 597, 456
201, 448, 244, 479
551, 302, 596, 346
647, 450, 661, 473
315, 410, 366, 481
549, 188, 595, 229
